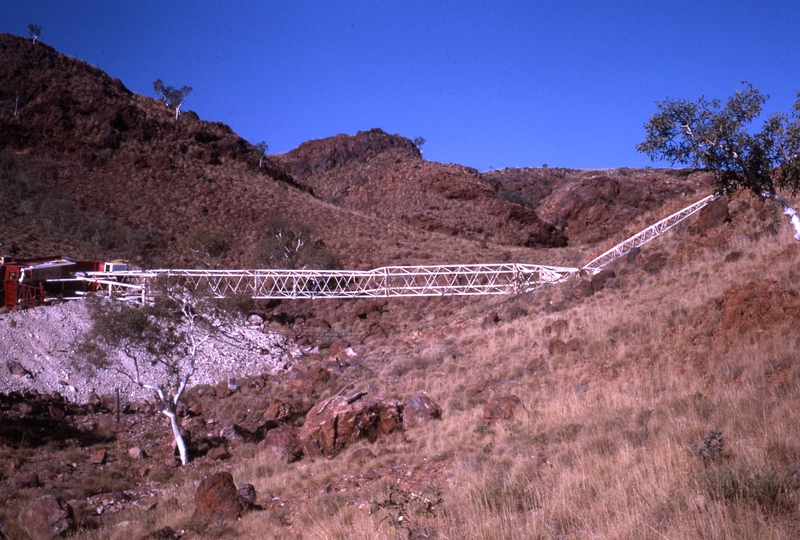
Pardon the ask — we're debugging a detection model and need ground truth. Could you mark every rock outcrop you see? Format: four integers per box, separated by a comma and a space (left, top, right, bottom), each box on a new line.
17, 495, 74, 540
193, 472, 245, 523
300, 394, 403, 459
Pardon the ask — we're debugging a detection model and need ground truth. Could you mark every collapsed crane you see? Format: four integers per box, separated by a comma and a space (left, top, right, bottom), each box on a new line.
1, 194, 718, 309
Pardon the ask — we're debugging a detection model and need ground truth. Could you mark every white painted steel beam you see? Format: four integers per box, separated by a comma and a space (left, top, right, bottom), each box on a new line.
580, 194, 717, 275
80, 264, 580, 301
49, 194, 716, 302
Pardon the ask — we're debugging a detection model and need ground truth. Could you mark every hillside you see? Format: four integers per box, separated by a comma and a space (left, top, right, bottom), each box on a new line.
0, 32, 708, 270
1, 33, 799, 540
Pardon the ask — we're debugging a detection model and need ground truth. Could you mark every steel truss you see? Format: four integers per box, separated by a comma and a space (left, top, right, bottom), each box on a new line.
81, 264, 580, 301
581, 194, 717, 275
55, 194, 716, 302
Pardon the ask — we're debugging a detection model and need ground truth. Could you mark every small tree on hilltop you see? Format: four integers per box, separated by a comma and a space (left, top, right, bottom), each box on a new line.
81, 278, 226, 465
254, 141, 268, 168
637, 82, 800, 240
27, 23, 41, 45
413, 136, 426, 152
153, 79, 193, 120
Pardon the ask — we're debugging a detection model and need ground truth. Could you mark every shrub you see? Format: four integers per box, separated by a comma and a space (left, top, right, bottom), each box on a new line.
250, 217, 340, 270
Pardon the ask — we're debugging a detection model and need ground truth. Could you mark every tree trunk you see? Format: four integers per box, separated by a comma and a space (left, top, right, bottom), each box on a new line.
162, 408, 189, 465
765, 192, 800, 241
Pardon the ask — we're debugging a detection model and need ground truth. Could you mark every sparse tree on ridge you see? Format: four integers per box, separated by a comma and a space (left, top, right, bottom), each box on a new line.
637, 82, 800, 240
27, 23, 41, 45
254, 141, 268, 168
413, 136, 426, 152
153, 79, 192, 120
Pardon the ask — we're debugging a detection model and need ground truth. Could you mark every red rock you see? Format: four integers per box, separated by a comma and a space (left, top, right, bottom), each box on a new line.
89, 449, 107, 465
237, 483, 257, 508
484, 395, 523, 424
571, 279, 594, 298
690, 199, 729, 235
300, 395, 403, 459
207, 446, 230, 460
128, 447, 146, 460
402, 392, 442, 430
261, 399, 292, 422
643, 253, 668, 274
504, 305, 528, 322
17, 495, 74, 540
258, 425, 303, 463
193, 472, 244, 523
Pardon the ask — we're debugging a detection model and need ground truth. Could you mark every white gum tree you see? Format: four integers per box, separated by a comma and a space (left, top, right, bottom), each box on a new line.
82, 278, 224, 465
153, 79, 193, 121
637, 82, 800, 240
27, 23, 41, 45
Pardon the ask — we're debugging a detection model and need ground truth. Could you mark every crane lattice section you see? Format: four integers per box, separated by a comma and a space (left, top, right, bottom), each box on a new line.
56, 194, 717, 302
82, 264, 580, 301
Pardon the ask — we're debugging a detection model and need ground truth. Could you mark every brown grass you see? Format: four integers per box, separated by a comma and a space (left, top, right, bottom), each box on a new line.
48, 197, 800, 539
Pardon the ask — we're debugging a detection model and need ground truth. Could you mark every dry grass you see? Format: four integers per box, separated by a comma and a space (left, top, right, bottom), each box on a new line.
62, 197, 800, 539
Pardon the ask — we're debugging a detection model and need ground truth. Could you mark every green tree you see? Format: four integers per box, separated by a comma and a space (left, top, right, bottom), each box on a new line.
254, 141, 268, 168
637, 83, 800, 240
184, 227, 233, 268
27, 23, 41, 44
153, 79, 193, 120
251, 217, 340, 270
413, 136, 426, 151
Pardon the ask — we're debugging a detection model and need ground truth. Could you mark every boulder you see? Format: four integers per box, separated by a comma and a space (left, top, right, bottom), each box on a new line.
206, 446, 230, 461
89, 449, 107, 465
484, 395, 522, 424
300, 395, 403, 459
691, 199, 729, 235
504, 305, 528, 323
17, 495, 74, 540
237, 483, 258, 509
571, 279, 594, 298
261, 399, 293, 422
402, 392, 442, 429
258, 425, 303, 463
193, 472, 244, 523
544, 319, 569, 336
128, 447, 146, 460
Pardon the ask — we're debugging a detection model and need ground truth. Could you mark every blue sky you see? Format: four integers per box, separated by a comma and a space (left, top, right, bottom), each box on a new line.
4, 1, 800, 171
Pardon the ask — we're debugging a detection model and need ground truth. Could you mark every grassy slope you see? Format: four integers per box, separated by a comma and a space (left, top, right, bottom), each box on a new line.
91, 193, 800, 540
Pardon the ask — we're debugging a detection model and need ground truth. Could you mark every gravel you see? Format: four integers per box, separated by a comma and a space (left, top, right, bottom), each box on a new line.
0, 300, 301, 404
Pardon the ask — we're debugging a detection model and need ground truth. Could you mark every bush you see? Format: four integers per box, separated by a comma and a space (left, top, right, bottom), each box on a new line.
250, 217, 340, 270
184, 227, 233, 266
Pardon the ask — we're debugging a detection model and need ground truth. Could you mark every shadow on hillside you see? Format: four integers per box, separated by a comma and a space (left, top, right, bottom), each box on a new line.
0, 394, 113, 449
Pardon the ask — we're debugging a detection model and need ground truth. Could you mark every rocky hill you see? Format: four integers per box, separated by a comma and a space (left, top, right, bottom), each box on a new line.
3, 33, 798, 540
0, 32, 709, 271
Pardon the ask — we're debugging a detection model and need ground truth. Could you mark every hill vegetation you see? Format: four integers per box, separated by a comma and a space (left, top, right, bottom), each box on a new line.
1, 33, 799, 539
